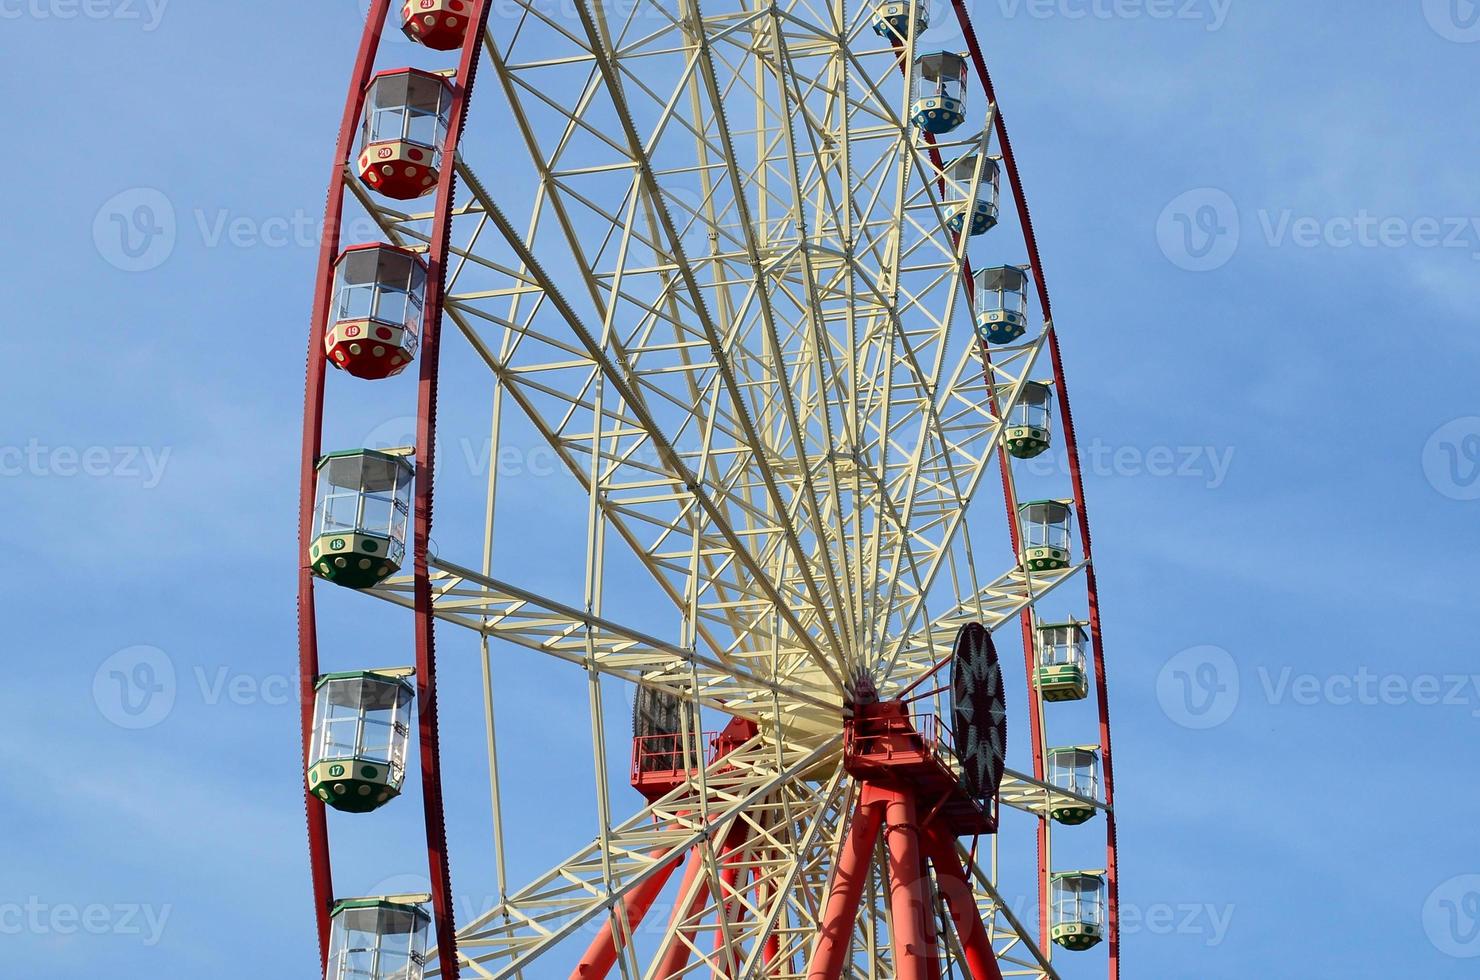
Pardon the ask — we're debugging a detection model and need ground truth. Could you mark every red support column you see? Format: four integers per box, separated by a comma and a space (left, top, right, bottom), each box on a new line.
922, 827, 1004, 980
572, 847, 688, 978
881, 787, 941, 980
806, 793, 887, 980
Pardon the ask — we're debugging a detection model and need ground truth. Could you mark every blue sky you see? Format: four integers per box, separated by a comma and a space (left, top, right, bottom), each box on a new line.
3, 1, 1479, 976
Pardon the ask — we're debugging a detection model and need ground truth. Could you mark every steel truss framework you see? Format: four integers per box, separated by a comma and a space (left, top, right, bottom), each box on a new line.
297, 0, 1120, 977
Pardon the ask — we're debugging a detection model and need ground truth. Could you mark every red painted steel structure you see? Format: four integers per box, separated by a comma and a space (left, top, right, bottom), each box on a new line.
297, 1, 494, 976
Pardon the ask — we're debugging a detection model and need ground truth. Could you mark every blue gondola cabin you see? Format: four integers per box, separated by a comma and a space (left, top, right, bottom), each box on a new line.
946, 153, 1000, 237
974, 265, 1029, 345
872, 1, 928, 40
912, 52, 968, 134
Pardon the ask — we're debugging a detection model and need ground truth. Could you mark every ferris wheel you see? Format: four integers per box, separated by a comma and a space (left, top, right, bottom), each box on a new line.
296, 0, 1121, 977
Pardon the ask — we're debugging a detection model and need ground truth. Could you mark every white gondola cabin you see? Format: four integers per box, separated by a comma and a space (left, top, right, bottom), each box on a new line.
356, 68, 452, 200
871, 0, 928, 40
309, 668, 415, 813
912, 52, 967, 135
1051, 872, 1106, 951
327, 896, 431, 979
946, 153, 1000, 237
400, 0, 473, 50
1019, 499, 1072, 571
326, 243, 427, 380
974, 265, 1029, 345
1035, 619, 1089, 702
1006, 381, 1052, 459
1047, 745, 1101, 825
310, 448, 415, 589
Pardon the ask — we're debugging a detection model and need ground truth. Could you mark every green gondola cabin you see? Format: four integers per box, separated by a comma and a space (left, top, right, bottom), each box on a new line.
326, 896, 431, 979
1035, 619, 1089, 702
911, 52, 968, 134
310, 448, 414, 589
946, 153, 1000, 237
1019, 499, 1072, 571
1048, 745, 1101, 825
356, 68, 452, 200
309, 669, 415, 813
871, 0, 927, 40
1051, 871, 1106, 951
1006, 381, 1053, 459
974, 264, 1029, 345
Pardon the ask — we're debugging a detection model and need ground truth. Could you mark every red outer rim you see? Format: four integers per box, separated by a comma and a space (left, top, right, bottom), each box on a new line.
297, 3, 493, 977
949, 2, 1121, 974
296, 1, 393, 966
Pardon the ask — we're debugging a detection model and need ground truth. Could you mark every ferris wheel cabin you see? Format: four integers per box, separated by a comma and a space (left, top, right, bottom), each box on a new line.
327, 244, 427, 380
1006, 380, 1053, 459
1051, 871, 1107, 951
399, 0, 473, 50
310, 448, 414, 589
974, 264, 1030, 344
356, 68, 452, 200
946, 153, 1001, 237
1035, 618, 1089, 702
326, 896, 431, 980
1019, 498, 1073, 571
912, 52, 968, 134
308, 669, 415, 813
1047, 745, 1101, 825
871, 0, 928, 40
